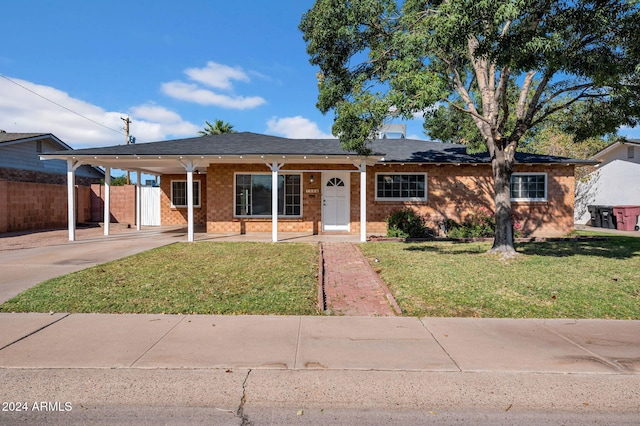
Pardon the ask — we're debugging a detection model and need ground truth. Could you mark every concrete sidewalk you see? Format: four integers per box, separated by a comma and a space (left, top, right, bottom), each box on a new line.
1, 313, 638, 373
1, 314, 639, 423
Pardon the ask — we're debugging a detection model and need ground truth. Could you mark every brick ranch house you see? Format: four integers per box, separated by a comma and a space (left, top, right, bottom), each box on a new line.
41, 132, 593, 242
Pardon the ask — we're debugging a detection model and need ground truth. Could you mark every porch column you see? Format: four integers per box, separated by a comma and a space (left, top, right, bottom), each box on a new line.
66, 159, 79, 241
136, 171, 141, 231
186, 160, 195, 242
359, 162, 367, 242
104, 167, 111, 236
266, 161, 285, 242
272, 165, 279, 243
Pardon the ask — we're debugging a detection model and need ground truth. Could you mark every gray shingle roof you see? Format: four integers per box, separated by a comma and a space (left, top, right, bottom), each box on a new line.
0, 132, 50, 144
45, 131, 594, 164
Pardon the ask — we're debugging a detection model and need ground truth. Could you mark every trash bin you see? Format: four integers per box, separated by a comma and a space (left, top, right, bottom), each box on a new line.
613, 205, 640, 231
598, 206, 617, 229
587, 205, 601, 227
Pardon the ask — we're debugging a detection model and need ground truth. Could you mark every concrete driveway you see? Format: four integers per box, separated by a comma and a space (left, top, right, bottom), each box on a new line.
0, 226, 185, 304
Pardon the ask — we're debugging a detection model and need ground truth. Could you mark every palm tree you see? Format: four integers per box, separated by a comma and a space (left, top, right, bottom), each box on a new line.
198, 119, 237, 136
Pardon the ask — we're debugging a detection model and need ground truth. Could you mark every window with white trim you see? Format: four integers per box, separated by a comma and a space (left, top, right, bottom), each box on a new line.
171, 180, 201, 208
235, 173, 301, 217
375, 173, 427, 201
510, 173, 547, 201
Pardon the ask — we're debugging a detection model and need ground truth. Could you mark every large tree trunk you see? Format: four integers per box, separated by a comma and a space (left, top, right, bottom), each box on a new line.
489, 150, 517, 257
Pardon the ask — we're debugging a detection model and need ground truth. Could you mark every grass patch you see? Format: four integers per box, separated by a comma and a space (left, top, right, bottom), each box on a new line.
359, 236, 640, 319
1, 242, 320, 315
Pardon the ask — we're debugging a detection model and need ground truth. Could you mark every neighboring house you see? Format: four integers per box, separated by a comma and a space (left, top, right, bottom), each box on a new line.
0, 131, 103, 185
0, 131, 104, 233
41, 132, 592, 242
575, 139, 640, 224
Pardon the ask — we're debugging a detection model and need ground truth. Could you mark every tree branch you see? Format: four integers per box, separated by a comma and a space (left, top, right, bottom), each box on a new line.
516, 71, 536, 120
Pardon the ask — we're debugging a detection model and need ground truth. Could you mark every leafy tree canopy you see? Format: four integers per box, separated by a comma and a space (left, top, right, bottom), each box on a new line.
300, 0, 640, 254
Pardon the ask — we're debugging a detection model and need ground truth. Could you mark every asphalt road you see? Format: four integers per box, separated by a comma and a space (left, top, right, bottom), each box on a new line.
2, 369, 639, 425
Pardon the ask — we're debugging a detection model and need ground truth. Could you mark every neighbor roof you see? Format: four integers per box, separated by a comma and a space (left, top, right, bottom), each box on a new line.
0, 132, 73, 148
43, 132, 594, 165
589, 139, 640, 160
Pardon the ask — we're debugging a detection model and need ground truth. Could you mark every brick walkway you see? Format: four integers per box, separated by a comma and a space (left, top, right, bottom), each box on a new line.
321, 243, 401, 316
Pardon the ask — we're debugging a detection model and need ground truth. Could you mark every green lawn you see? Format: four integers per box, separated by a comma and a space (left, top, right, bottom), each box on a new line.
2, 236, 639, 319
359, 235, 640, 319
0, 242, 320, 315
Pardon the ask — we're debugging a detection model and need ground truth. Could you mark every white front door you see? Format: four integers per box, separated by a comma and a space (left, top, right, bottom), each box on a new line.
322, 172, 350, 231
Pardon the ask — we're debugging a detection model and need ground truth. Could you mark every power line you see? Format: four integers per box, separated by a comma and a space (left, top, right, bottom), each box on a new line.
0, 73, 125, 136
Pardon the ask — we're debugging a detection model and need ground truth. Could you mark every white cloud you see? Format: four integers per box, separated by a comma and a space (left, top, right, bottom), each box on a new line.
161, 81, 266, 110
266, 116, 334, 139
0, 76, 199, 148
185, 61, 249, 90
129, 104, 182, 123
162, 61, 267, 110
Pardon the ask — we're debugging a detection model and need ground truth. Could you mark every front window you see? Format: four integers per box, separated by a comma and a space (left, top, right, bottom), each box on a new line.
235, 173, 301, 217
510, 173, 547, 201
171, 180, 201, 208
375, 173, 427, 201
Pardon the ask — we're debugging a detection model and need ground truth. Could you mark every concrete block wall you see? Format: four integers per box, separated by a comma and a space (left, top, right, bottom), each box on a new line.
0, 180, 91, 233
90, 184, 137, 225
0, 181, 8, 233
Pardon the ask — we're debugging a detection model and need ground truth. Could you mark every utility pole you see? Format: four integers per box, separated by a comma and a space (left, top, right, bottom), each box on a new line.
121, 116, 132, 184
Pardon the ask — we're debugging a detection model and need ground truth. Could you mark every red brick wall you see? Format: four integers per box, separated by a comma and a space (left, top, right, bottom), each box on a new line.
366, 164, 575, 237
0, 180, 92, 233
203, 164, 359, 234
160, 175, 207, 226
158, 163, 576, 238
90, 184, 136, 225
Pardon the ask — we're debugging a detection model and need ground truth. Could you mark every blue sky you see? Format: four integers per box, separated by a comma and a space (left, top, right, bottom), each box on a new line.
0, 1, 426, 149
0, 0, 637, 150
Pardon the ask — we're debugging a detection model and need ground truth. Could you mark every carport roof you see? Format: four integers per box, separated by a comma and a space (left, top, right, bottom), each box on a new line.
41, 132, 596, 175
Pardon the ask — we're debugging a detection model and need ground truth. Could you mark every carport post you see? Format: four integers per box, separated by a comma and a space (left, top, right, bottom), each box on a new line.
136, 171, 141, 231
104, 167, 111, 236
66, 159, 78, 241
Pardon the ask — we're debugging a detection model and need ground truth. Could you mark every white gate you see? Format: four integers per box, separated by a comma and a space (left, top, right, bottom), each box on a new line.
140, 187, 161, 226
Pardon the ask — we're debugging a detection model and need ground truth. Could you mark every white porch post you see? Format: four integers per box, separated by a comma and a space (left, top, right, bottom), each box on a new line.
186, 160, 195, 242
272, 165, 279, 243
266, 161, 284, 242
136, 171, 141, 231
104, 167, 111, 236
66, 159, 78, 241
359, 161, 367, 242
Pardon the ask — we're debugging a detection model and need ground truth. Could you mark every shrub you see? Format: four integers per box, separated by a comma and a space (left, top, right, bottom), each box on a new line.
386, 209, 432, 238
446, 207, 523, 239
